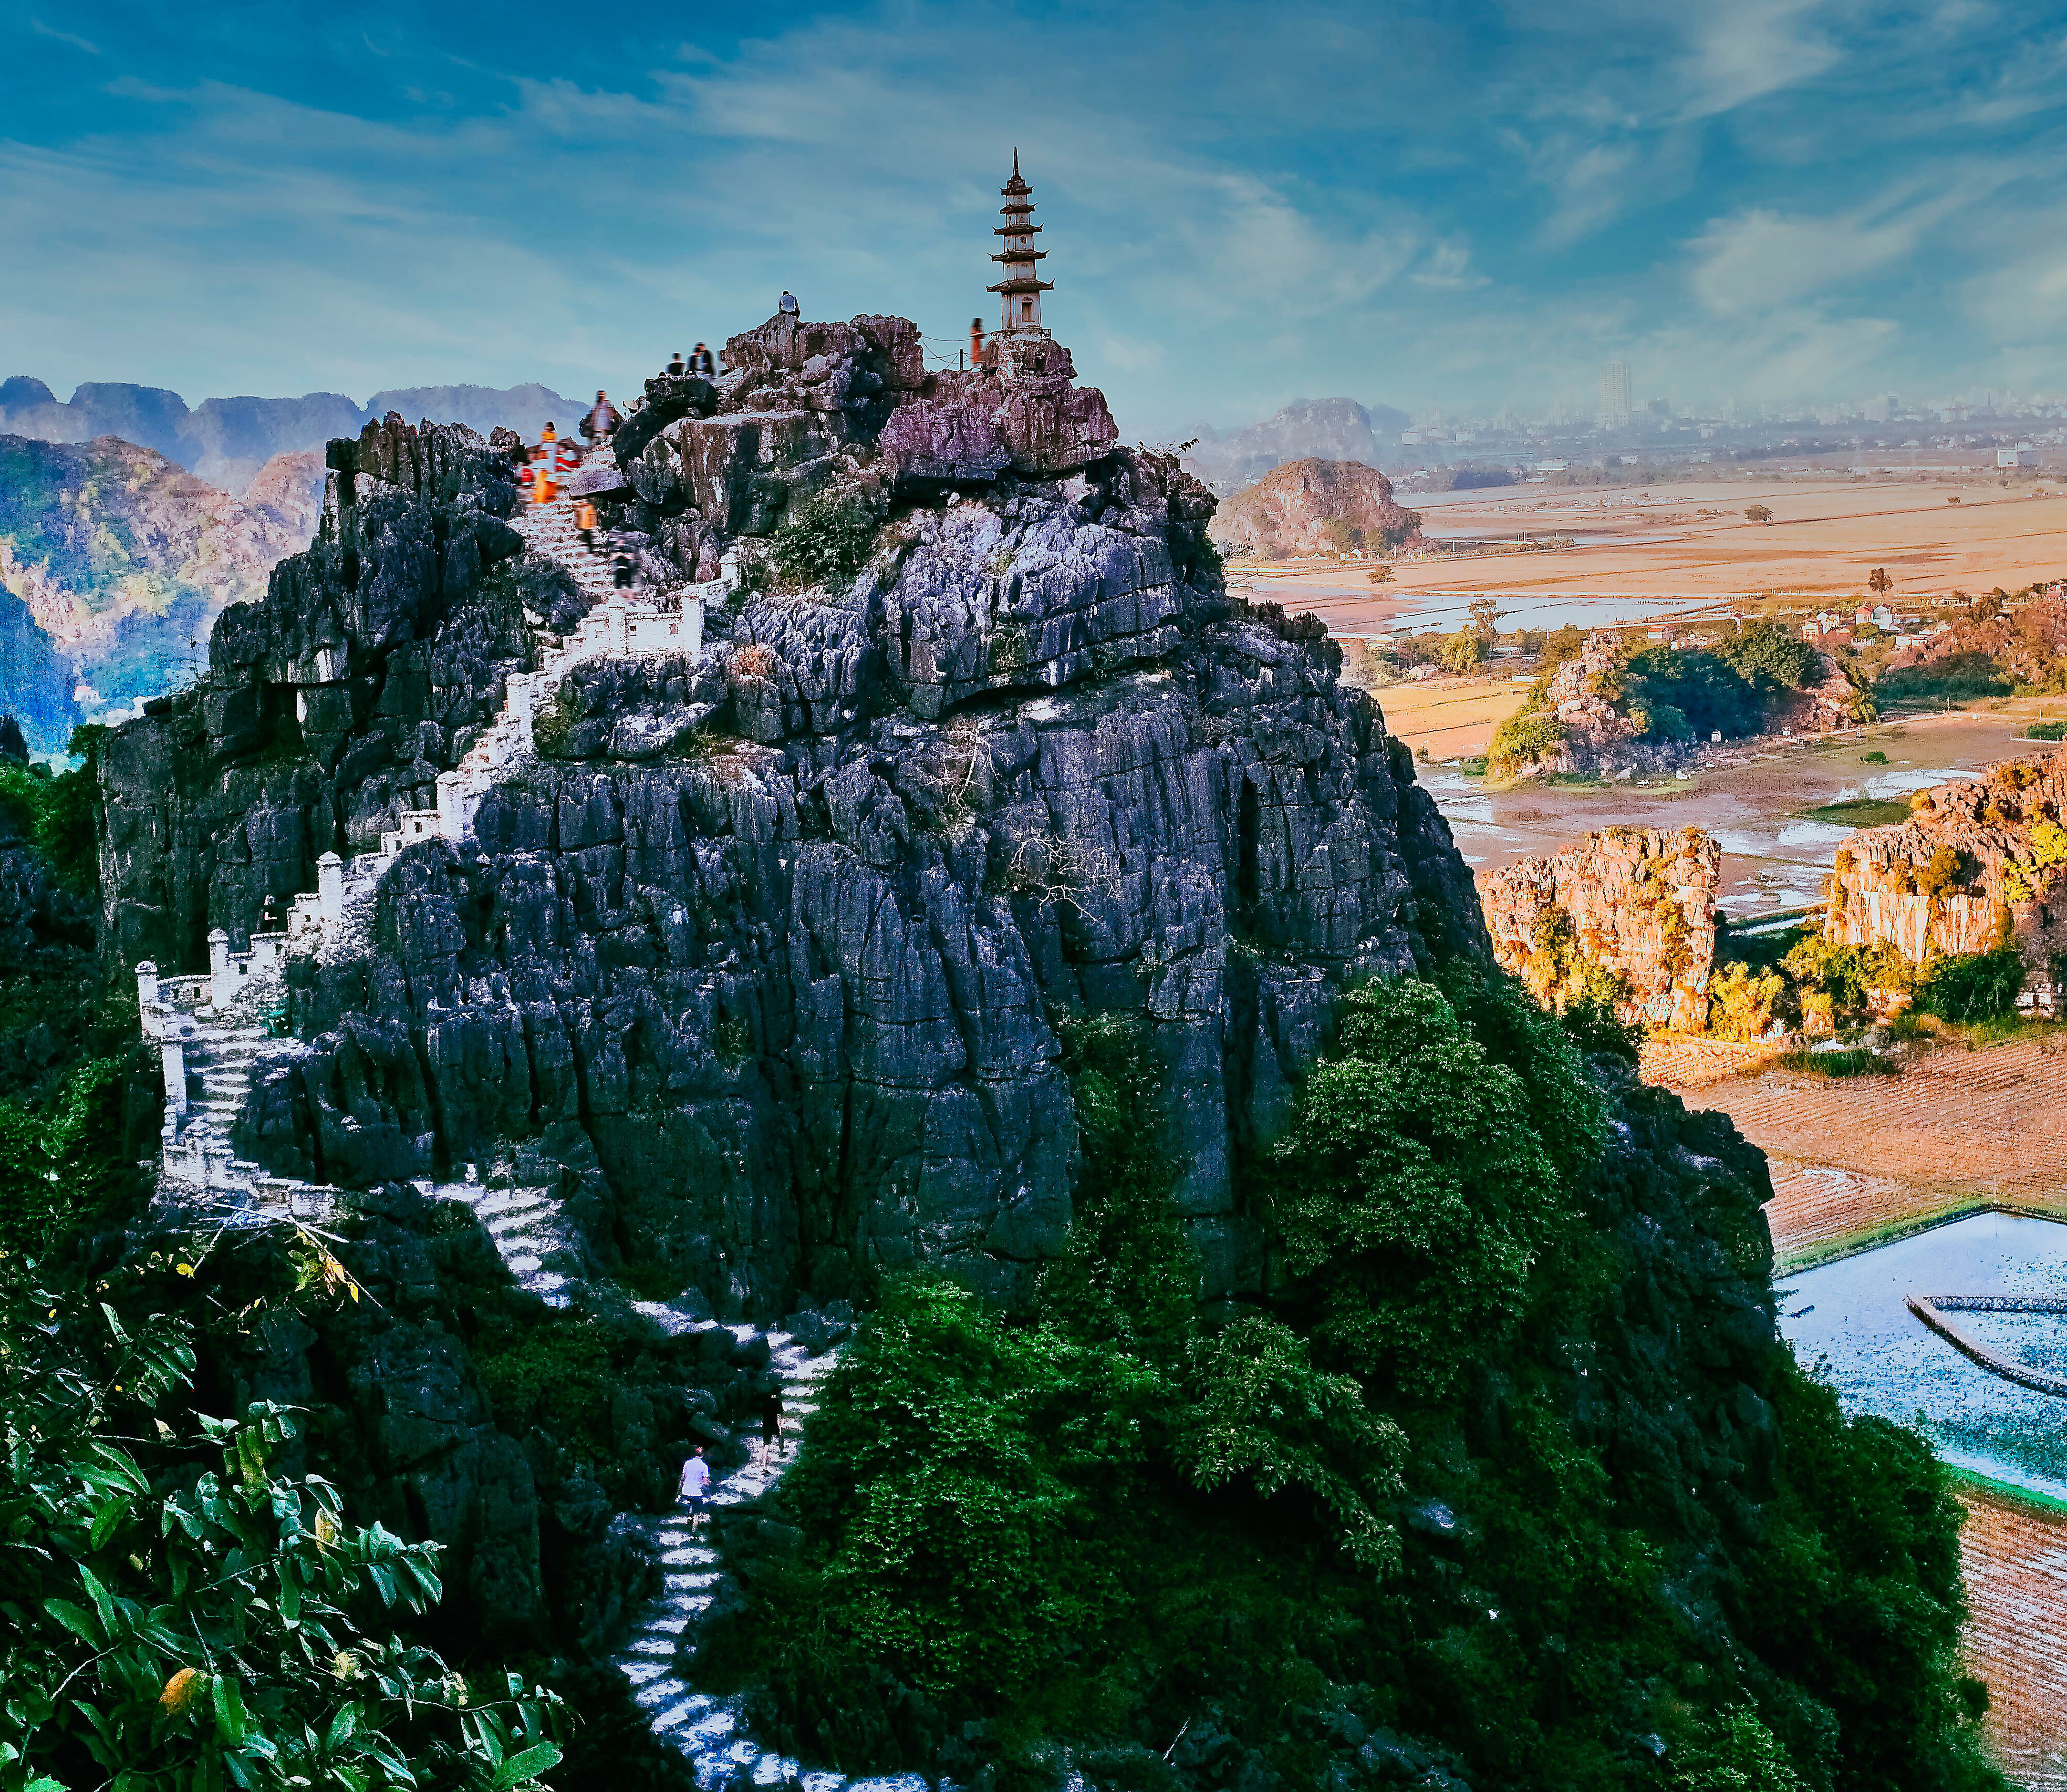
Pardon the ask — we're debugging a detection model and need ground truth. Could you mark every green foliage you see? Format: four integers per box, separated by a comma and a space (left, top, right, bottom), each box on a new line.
0, 732, 103, 899
2025, 719, 2067, 741
1624, 643, 1763, 738
1715, 617, 1818, 691
1862, 748, 1889, 762
1771, 1046, 1900, 1077
471, 1320, 627, 1470
528, 689, 579, 759
0, 1055, 140, 1252
1914, 948, 2026, 1022
0, 1255, 564, 1792
1176, 1316, 1405, 1570
1706, 961, 1785, 1041
1877, 652, 2014, 703
1271, 980, 1589, 1398
1914, 844, 1967, 900
1035, 1015, 1195, 1355
1664, 1708, 1809, 1792
1487, 707, 1565, 776
1782, 936, 1915, 1011
1433, 629, 1487, 673
770, 494, 879, 591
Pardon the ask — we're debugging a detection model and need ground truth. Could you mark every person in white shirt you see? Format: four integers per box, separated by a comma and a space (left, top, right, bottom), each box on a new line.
679, 1445, 712, 1533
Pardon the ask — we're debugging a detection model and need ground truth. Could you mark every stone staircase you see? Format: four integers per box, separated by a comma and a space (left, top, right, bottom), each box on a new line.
427, 1172, 575, 1305
613, 1334, 856, 1787
141, 852, 390, 1225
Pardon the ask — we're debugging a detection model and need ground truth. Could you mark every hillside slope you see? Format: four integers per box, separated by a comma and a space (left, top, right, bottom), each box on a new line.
1209, 454, 1423, 558
0, 434, 323, 747
86, 319, 2003, 1792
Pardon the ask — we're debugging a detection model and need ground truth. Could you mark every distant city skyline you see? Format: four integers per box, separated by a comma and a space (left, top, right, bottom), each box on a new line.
9, 3, 2067, 437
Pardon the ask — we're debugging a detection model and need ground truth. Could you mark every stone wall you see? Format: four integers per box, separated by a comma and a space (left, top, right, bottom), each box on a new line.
1824, 749, 2067, 983
1479, 826, 1720, 1031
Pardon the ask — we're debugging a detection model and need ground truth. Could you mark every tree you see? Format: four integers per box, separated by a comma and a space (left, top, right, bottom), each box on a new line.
1868, 567, 1892, 600
0, 1255, 564, 1792
1270, 979, 1593, 1398
1467, 597, 1504, 644
1745, 504, 1774, 525
1435, 629, 1488, 673
1367, 563, 1394, 587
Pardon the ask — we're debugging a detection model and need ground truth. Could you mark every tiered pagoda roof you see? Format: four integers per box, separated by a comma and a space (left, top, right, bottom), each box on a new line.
987, 151, 1053, 298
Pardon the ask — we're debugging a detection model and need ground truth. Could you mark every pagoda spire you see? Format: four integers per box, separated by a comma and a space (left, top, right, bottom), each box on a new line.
987, 153, 1053, 336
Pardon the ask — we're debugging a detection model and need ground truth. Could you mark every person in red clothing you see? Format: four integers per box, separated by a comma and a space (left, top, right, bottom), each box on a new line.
969, 317, 985, 367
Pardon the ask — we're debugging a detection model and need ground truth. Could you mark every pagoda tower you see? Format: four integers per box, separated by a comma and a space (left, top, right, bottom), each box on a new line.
987, 152, 1054, 339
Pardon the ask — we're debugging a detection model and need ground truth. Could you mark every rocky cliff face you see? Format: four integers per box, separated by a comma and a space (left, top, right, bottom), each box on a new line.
100, 320, 1482, 1320
1478, 826, 1719, 1031
1206, 456, 1422, 559
1825, 750, 2067, 980
0, 434, 326, 747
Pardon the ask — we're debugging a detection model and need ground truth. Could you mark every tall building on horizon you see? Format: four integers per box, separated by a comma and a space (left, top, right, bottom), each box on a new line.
1600, 360, 1633, 428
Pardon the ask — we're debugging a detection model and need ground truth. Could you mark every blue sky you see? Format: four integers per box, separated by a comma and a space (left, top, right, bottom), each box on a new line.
6, 1, 2067, 436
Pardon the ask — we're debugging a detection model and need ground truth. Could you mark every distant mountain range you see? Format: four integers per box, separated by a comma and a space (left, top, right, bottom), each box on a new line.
1182, 397, 1409, 497
0, 376, 586, 494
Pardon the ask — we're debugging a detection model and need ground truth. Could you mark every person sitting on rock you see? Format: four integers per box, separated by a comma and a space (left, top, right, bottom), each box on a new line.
779, 290, 799, 320
690, 342, 716, 377
581, 390, 621, 442
666, 351, 686, 376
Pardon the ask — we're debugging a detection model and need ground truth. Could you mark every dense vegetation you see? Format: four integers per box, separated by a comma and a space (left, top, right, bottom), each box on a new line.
0, 1245, 565, 1792
718, 971, 2001, 1792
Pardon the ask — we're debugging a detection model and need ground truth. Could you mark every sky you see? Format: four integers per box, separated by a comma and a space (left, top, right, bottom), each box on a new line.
6, 1, 2067, 438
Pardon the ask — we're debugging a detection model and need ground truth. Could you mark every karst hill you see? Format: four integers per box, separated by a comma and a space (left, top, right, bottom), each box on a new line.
1208, 455, 1424, 560
98, 303, 1479, 1315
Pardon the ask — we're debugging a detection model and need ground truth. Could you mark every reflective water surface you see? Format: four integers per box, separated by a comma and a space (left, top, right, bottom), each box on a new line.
1778, 1213, 2067, 1499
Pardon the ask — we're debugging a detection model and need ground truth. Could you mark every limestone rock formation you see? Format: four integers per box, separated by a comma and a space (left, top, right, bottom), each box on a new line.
1824, 750, 2067, 984
1479, 826, 1719, 1031
1206, 457, 1422, 559
98, 319, 1483, 1321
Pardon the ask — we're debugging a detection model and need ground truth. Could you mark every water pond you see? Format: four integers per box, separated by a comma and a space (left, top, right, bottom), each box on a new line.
1778, 1213, 2067, 1500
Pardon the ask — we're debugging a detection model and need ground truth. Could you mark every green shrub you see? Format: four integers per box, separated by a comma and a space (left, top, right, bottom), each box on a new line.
1863, 748, 1889, 762
770, 494, 879, 591
2025, 719, 2067, 741
1878, 652, 2013, 703
1487, 707, 1565, 775
1707, 961, 1785, 1040
1714, 617, 1818, 690
1782, 935, 1914, 1009
1914, 948, 2026, 1022
1914, 845, 1967, 900
530, 687, 580, 758
1434, 629, 1487, 673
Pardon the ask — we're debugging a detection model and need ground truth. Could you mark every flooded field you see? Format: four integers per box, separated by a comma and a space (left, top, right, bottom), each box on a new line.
1778, 1213, 2067, 1500
1411, 708, 2039, 914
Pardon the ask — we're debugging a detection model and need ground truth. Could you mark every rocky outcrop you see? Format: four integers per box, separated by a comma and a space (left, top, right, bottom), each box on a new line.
96, 414, 547, 976
1479, 826, 1719, 1031
101, 318, 1484, 1322
1824, 751, 2067, 982
1206, 456, 1422, 559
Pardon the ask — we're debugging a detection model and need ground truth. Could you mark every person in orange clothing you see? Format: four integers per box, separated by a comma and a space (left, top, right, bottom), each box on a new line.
969, 316, 985, 367
574, 497, 598, 549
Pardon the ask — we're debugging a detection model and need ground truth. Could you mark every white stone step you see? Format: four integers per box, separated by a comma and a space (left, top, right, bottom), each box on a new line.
627, 1636, 676, 1657
634, 1676, 688, 1709
654, 1694, 717, 1732
660, 1545, 717, 1566
622, 1659, 672, 1687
